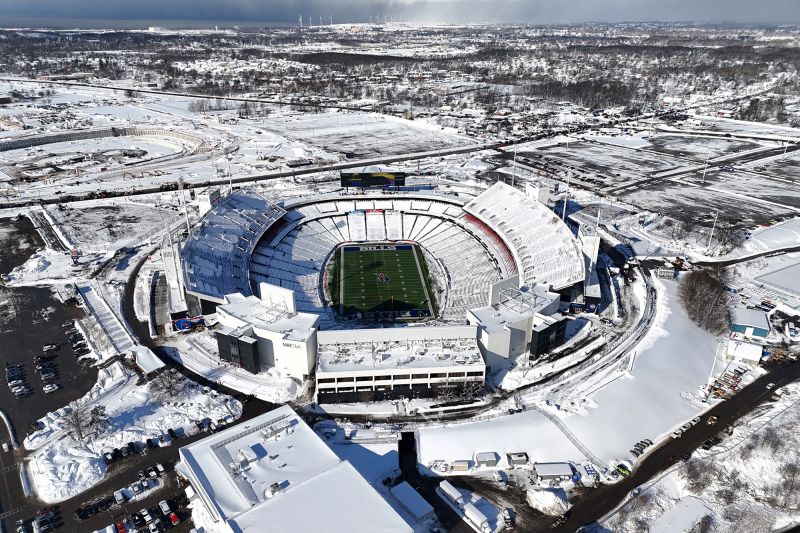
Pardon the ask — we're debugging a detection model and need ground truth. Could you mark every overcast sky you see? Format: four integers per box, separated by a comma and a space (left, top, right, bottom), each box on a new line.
1, 0, 798, 26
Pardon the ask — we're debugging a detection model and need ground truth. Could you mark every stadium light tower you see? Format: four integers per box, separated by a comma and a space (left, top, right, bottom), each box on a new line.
561, 173, 571, 220
512, 146, 517, 188
178, 177, 191, 235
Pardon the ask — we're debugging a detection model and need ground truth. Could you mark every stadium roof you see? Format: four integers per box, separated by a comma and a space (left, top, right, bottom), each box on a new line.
177, 405, 412, 533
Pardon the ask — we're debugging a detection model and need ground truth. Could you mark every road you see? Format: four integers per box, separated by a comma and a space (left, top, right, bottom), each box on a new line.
557, 359, 800, 532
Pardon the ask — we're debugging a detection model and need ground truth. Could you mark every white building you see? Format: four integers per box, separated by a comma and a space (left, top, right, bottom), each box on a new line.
176, 405, 412, 533
315, 326, 485, 403
215, 282, 319, 379
467, 277, 565, 366
725, 339, 763, 364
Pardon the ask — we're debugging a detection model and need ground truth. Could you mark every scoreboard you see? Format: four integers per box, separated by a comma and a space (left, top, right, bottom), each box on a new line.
340, 170, 406, 188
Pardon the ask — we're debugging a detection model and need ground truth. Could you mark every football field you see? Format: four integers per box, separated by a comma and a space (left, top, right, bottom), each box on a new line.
334, 243, 434, 319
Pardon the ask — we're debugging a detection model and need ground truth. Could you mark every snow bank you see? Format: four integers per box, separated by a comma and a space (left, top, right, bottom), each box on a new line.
526, 488, 569, 516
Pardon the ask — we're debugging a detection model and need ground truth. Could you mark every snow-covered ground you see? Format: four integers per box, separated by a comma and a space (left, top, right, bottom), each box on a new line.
161, 331, 305, 404
25, 362, 242, 503
416, 410, 587, 472
601, 382, 800, 533
555, 279, 725, 463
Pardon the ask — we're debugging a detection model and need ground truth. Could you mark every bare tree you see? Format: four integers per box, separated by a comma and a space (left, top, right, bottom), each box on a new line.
714, 225, 745, 252
149, 369, 186, 402
682, 459, 717, 493
672, 212, 695, 241
678, 268, 732, 335
62, 399, 108, 442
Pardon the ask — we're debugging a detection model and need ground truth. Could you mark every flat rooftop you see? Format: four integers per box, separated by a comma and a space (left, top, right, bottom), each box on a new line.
178, 405, 411, 533
218, 293, 318, 342
317, 327, 484, 373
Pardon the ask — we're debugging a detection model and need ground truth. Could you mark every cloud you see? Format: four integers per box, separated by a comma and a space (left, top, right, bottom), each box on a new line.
0, 0, 797, 25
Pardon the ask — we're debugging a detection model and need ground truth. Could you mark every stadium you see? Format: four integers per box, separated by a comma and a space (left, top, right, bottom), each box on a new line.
179, 180, 593, 402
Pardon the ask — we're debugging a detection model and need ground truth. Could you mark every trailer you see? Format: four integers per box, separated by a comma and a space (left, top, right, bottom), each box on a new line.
439, 480, 465, 507
463, 502, 491, 533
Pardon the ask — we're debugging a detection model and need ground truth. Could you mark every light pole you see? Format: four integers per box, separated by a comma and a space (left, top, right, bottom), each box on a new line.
701, 156, 709, 184
707, 210, 719, 249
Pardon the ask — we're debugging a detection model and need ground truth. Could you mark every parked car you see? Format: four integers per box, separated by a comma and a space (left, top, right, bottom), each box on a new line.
158, 500, 171, 515
114, 490, 126, 504
115, 521, 127, 533
707, 416, 718, 425
140, 508, 153, 524
43, 384, 60, 394
167, 512, 180, 526
671, 429, 683, 439
155, 463, 166, 476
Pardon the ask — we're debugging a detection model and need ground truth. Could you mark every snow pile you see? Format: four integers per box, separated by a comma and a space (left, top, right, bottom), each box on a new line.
164, 333, 305, 403
4, 248, 101, 286
26, 362, 242, 502
526, 488, 570, 516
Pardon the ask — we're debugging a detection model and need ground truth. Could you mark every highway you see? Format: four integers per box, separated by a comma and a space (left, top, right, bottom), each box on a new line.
0, 78, 779, 209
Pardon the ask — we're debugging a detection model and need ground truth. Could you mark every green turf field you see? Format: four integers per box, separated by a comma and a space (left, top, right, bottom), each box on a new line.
333, 243, 434, 319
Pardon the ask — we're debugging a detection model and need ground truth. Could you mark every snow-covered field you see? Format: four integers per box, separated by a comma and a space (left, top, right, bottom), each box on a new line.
25, 362, 242, 503
264, 112, 474, 159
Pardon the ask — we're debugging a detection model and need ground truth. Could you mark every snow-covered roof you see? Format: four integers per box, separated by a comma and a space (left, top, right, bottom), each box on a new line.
755, 260, 800, 299
468, 284, 560, 334
316, 326, 484, 373
463, 182, 585, 290
182, 190, 286, 302
731, 307, 770, 331
177, 405, 411, 533
726, 339, 763, 363
533, 462, 574, 478
131, 345, 166, 374
217, 293, 318, 343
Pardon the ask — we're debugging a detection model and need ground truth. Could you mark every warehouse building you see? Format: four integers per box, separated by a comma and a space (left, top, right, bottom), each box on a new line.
176, 405, 412, 533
